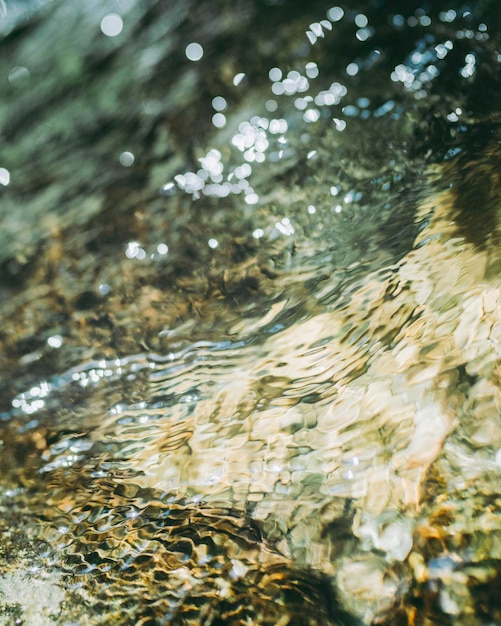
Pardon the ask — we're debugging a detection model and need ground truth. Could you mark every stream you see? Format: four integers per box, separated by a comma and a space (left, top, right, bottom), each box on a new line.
1, 1, 501, 624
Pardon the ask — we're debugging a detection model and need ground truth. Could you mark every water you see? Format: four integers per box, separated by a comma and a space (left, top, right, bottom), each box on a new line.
1, 1, 501, 624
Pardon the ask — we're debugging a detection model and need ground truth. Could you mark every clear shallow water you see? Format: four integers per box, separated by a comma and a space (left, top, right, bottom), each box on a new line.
1, 1, 501, 624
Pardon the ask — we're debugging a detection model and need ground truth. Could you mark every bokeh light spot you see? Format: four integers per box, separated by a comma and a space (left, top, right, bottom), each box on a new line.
185, 42, 204, 61
100, 14, 123, 37
119, 151, 135, 167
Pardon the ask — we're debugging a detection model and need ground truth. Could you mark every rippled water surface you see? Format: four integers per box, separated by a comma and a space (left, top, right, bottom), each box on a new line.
1, 1, 501, 624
